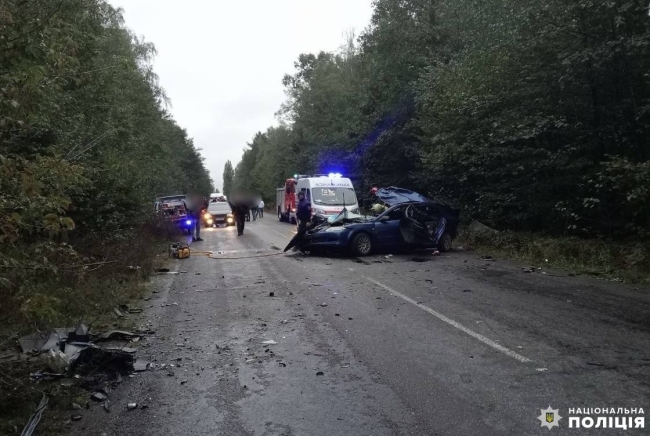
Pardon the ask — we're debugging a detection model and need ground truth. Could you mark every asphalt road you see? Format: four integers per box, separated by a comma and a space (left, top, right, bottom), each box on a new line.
69, 216, 650, 436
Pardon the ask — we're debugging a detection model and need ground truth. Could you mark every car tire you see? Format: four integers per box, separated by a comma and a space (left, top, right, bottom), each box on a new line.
278, 207, 283, 222
350, 233, 372, 256
438, 232, 453, 252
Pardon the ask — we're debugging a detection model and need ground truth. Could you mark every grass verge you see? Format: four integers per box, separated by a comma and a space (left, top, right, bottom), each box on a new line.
458, 230, 650, 285
0, 222, 176, 435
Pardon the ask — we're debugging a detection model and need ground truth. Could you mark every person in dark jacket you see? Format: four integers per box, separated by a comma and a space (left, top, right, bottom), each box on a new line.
187, 194, 204, 242
296, 191, 312, 232
229, 202, 249, 236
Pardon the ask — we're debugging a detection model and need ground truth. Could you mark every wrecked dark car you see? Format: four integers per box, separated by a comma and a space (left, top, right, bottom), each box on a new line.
285, 187, 460, 256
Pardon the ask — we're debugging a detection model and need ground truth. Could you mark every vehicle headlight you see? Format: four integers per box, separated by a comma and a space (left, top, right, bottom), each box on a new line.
207, 219, 213, 225
291, 208, 296, 212
325, 226, 345, 232
204, 213, 212, 220
350, 208, 360, 214
227, 217, 233, 223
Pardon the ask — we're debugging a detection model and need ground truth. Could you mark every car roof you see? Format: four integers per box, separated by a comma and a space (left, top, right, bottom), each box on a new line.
375, 187, 430, 206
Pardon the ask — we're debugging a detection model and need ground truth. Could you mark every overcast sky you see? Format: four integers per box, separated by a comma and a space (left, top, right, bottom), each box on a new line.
107, 0, 374, 190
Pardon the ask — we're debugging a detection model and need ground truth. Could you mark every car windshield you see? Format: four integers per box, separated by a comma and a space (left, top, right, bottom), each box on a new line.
311, 188, 357, 206
208, 203, 231, 213
159, 196, 186, 202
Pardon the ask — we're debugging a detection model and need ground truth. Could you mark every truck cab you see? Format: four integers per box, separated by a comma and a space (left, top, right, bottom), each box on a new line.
277, 179, 297, 223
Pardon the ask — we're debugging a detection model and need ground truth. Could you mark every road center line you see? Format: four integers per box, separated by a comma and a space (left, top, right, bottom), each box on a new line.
364, 277, 532, 363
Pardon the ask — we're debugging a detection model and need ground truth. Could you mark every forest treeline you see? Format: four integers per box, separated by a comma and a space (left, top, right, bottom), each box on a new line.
0, 1, 212, 324
233, 0, 650, 240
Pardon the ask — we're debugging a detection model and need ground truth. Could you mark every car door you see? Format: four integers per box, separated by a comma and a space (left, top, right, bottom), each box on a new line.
373, 206, 405, 249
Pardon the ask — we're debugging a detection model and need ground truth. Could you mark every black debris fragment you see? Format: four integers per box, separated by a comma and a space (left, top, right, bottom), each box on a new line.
72, 346, 135, 376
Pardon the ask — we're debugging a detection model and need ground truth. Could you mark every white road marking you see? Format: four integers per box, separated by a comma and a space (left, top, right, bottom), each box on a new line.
364, 277, 533, 363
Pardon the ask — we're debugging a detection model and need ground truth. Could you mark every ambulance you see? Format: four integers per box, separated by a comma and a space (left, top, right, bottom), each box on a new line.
278, 174, 360, 223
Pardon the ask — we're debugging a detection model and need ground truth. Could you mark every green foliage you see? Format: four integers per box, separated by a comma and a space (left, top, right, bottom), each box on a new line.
233, 0, 650, 249
461, 231, 650, 285
0, 0, 212, 327
222, 159, 234, 198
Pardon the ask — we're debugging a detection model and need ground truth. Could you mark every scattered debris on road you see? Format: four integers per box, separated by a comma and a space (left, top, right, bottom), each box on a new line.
127, 403, 138, 411
91, 392, 107, 402
134, 357, 150, 370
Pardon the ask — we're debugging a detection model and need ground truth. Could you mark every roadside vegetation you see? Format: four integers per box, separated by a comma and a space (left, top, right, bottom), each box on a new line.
1, 2, 213, 431
232, 0, 650, 283
0, 0, 212, 331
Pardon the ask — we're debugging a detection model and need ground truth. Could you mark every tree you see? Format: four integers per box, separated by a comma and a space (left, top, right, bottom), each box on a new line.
223, 160, 235, 198
231, 0, 650, 239
0, 0, 214, 326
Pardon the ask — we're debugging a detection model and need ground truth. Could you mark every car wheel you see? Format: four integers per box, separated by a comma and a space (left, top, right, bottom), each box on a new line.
351, 233, 372, 256
278, 207, 283, 222
438, 232, 453, 252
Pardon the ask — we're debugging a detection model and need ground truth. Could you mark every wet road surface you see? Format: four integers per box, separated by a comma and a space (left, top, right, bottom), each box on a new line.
69, 217, 650, 435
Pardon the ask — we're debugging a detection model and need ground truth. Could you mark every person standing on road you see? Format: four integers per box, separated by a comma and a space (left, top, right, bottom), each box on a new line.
258, 199, 264, 218
296, 191, 312, 232
187, 194, 204, 242
230, 201, 249, 236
